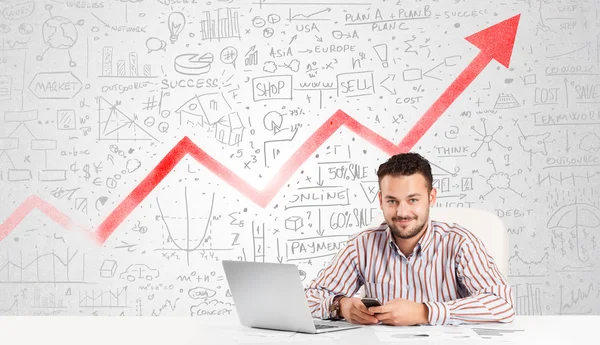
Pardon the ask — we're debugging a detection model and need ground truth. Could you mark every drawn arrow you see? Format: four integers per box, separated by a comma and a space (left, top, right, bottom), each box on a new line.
437, 193, 467, 200
0, 15, 521, 245
91, 12, 110, 28
316, 209, 324, 236
380, 74, 397, 95
0, 195, 95, 242
399, 14, 520, 152
316, 166, 324, 187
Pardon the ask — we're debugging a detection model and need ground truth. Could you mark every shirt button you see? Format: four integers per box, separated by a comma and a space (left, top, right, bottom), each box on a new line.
404, 284, 410, 290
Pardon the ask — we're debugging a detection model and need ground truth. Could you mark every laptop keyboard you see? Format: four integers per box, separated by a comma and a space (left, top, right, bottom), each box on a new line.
314, 324, 337, 330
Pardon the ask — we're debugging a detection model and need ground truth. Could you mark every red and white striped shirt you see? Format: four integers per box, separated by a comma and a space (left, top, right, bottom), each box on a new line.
305, 219, 515, 325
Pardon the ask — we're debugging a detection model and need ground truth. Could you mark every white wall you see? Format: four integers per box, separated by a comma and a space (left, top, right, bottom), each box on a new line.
0, 0, 599, 316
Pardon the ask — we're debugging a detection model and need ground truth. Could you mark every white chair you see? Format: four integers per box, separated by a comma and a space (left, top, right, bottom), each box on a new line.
366, 207, 509, 277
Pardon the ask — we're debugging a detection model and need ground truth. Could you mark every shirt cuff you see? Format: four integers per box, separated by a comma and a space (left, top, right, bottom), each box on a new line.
423, 301, 450, 325
320, 294, 336, 320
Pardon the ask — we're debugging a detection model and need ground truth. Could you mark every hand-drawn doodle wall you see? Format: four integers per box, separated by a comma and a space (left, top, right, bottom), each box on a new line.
0, 0, 599, 317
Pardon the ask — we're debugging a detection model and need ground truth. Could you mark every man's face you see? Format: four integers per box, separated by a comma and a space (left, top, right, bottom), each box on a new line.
378, 173, 437, 240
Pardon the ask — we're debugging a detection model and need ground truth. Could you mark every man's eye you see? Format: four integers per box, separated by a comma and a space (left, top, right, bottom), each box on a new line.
387, 200, 397, 204
410, 199, 418, 203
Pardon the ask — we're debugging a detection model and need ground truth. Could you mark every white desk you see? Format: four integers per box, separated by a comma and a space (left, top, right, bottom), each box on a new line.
0, 315, 595, 345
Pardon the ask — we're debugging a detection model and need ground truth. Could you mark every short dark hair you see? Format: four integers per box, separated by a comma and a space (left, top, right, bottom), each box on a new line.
377, 153, 433, 192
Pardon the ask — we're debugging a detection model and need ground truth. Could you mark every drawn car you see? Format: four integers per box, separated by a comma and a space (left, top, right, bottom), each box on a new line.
119, 264, 160, 282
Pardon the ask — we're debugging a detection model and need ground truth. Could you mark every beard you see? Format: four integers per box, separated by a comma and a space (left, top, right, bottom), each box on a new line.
387, 214, 428, 240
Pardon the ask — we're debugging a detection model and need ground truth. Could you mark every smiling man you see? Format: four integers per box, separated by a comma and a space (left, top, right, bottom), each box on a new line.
304, 153, 515, 326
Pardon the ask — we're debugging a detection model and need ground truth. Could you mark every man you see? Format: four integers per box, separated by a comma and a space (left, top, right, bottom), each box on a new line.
304, 153, 515, 326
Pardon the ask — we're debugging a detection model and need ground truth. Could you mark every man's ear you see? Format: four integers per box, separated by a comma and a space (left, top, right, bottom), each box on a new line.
378, 191, 383, 210
429, 188, 437, 206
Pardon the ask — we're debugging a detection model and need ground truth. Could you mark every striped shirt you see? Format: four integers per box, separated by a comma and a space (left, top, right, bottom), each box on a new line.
305, 219, 515, 325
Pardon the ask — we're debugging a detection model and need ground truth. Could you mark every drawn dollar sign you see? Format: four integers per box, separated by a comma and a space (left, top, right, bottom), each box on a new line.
83, 164, 91, 180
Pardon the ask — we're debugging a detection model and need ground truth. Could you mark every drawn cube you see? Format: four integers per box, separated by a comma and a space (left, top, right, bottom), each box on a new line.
285, 216, 303, 231
100, 259, 118, 278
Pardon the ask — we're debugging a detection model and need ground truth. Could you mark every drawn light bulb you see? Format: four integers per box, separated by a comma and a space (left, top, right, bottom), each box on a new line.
168, 12, 186, 44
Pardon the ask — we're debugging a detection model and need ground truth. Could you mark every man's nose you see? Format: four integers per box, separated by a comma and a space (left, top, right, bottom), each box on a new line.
395, 202, 409, 216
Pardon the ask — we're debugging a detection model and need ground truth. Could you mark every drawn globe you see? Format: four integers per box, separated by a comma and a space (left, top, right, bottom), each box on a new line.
42, 16, 77, 49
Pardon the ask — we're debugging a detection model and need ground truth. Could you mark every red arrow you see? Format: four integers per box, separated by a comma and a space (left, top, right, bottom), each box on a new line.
0, 196, 95, 242
398, 14, 520, 152
0, 15, 521, 244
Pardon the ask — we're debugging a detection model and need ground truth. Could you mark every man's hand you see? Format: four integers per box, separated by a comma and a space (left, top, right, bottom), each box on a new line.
338, 297, 379, 325
369, 298, 429, 326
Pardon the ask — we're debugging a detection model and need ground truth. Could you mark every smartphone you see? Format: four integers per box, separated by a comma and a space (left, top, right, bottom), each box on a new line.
361, 297, 382, 308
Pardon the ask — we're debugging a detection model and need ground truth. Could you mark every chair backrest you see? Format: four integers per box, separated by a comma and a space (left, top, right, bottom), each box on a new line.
367, 207, 509, 278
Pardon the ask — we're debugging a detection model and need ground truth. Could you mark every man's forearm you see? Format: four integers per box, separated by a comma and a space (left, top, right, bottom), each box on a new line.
305, 288, 338, 319
424, 293, 515, 325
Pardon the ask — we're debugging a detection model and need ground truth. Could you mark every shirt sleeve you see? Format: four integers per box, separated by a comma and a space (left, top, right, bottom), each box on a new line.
304, 240, 362, 319
424, 240, 515, 325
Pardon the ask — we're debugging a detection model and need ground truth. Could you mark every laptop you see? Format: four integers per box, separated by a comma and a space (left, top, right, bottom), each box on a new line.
222, 260, 361, 334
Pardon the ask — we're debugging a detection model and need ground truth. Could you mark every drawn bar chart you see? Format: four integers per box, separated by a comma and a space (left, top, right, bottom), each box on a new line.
101, 47, 153, 78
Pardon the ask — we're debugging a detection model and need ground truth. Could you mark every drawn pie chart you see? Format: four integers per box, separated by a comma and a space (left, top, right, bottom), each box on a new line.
174, 53, 214, 75
263, 111, 283, 131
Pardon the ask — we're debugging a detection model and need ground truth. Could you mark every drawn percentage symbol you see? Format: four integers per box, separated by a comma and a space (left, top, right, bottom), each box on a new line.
343, 211, 352, 228
330, 211, 352, 229
332, 165, 350, 180
340, 166, 349, 180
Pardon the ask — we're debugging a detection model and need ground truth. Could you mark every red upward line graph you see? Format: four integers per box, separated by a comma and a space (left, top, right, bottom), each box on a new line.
0, 15, 521, 244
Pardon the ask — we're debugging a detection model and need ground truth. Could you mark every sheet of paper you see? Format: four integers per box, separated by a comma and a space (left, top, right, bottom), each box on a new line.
466, 325, 526, 341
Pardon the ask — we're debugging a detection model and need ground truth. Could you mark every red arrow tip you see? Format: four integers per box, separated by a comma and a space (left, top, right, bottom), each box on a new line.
465, 14, 521, 68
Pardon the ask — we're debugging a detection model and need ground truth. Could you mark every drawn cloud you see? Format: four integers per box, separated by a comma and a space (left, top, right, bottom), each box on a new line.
190, 299, 234, 316
519, 133, 550, 155
579, 133, 600, 152
126, 159, 141, 173
487, 172, 511, 190
263, 61, 277, 73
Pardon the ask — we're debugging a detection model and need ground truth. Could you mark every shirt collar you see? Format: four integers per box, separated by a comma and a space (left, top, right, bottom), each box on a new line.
386, 217, 434, 257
